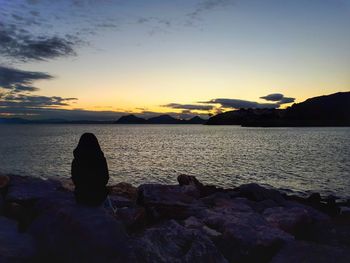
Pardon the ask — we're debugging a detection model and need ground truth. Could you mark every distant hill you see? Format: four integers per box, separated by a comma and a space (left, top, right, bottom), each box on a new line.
115, 114, 149, 124
0, 115, 206, 125
115, 114, 206, 124
148, 114, 180, 124
206, 92, 350, 126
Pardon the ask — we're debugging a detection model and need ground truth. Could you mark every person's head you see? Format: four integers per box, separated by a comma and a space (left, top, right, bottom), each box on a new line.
74, 133, 102, 156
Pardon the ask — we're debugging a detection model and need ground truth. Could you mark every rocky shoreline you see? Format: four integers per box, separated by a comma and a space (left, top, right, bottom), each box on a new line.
0, 174, 350, 263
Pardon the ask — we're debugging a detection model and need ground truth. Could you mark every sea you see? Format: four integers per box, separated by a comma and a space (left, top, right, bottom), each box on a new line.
0, 124, 349, 199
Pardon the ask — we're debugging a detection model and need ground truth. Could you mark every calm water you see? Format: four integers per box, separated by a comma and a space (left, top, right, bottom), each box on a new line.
0, 124, 349, 198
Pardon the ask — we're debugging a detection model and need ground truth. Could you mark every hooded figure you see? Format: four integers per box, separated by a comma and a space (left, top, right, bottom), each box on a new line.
71, 133, 109, 206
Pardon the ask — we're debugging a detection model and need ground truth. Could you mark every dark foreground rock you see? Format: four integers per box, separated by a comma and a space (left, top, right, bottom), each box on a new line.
0, 217, 36, 262
270, 241, 350, 263
28, 192, 134, 263
0, 174, 349, 263
133, 220, 228, 263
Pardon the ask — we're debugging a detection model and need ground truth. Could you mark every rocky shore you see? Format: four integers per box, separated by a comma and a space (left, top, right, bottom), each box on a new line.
0, 174, 350, 263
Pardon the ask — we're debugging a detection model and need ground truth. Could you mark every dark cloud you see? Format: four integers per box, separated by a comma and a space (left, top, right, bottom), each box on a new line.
278, 97, 295, 104
260, 93, 295, 104
0, 66, 52, 91
0, 107, 122, 121
188, 0, 234, 20
0, 94, 77, 108
203, 98, 278, 109
0, 24, 77, 62
136, 17, 172, 27
30, 11, 40, 16
260, 93, 284, 101
12, 85, 39, 93
163, 103, 214, 111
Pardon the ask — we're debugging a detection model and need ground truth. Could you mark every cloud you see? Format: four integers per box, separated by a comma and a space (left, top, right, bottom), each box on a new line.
188, 0, 234, 20
203, 98, 279, 109
0, 23, 77, 62
0, 66, 77, 110
260, 93, 284, 102
0, 66, 53, 92
162, 103, 214, 111
0, 106, 121, 121
260, 93, 295, 104
0, 94, 77, 108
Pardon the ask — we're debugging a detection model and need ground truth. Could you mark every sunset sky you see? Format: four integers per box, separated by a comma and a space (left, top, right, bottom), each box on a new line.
1, 0, 349, 120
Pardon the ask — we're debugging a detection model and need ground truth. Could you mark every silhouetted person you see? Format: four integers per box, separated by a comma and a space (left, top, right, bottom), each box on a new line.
72, 133, 109, 206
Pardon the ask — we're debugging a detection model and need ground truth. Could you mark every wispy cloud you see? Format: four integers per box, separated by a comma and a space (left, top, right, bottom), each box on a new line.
260, 93, 295, 104
0, 94, 77, 108
0, 23, 77, 62
203, 98, 278, 109
187, 0, 234, 22
201, 93, 295, 110
0, 66, 52, 92
162, 103, 214, 111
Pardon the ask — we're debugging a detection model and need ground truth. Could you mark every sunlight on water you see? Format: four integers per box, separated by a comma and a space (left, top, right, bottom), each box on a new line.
0, 125, 349, 198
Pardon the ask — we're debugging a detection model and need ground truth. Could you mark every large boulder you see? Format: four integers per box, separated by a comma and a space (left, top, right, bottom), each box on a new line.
271, 241, 350, 263
133, 220, 228, 263
6, 175, 62, 203
28, 193, 134, 263
200, 207, 293, 262
137, 184, 202, 220
283, 201, 330, 223
263, 207, 311, 234
177, 175, 225, 197
0, 216, 37, 262
235, 183, 286, 205
108, 182, 138, 201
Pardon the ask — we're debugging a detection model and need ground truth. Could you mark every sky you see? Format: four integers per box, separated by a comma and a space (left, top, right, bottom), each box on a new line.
1, 0, 349, 120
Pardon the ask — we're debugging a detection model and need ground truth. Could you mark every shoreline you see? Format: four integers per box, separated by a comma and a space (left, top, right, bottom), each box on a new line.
1, 174, 350, 262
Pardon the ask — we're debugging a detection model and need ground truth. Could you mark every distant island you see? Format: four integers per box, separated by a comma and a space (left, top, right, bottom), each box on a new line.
0, 115, 206, 125
1, 92, 349, 126
115, 114, 206, 124
206, 92, 350, 127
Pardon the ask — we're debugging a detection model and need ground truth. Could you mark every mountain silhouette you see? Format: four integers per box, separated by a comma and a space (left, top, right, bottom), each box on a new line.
115, 114, 206, 124
115, 114, 148, 124
206, 92, 350, 126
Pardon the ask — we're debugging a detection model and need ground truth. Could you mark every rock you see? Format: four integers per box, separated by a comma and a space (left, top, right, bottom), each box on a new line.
28, 194, 134, 263
177, 175, 225, 197
108, 182, 138, 201
270, 241, 350, 263
235, 183, 286, 205
201, 208, 293, 262
298, 220, 350, 249
0, 174, 10, 190
115, 206, 146, 230
184, 216, 203, 229
108, 195, 135, 208
0, 216, 37, 262
177, 174, 203, 187
263, 207, 311, 234
137, 184, 202, 220
307, 193, 322, 204
183, 216, 222, 238
284, 201, 330, 223
200, 192, 253, 210
58, 178, 75, 192
133, 220, 228, 263
6, 175, 62, 203
254, 199, 279, 213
